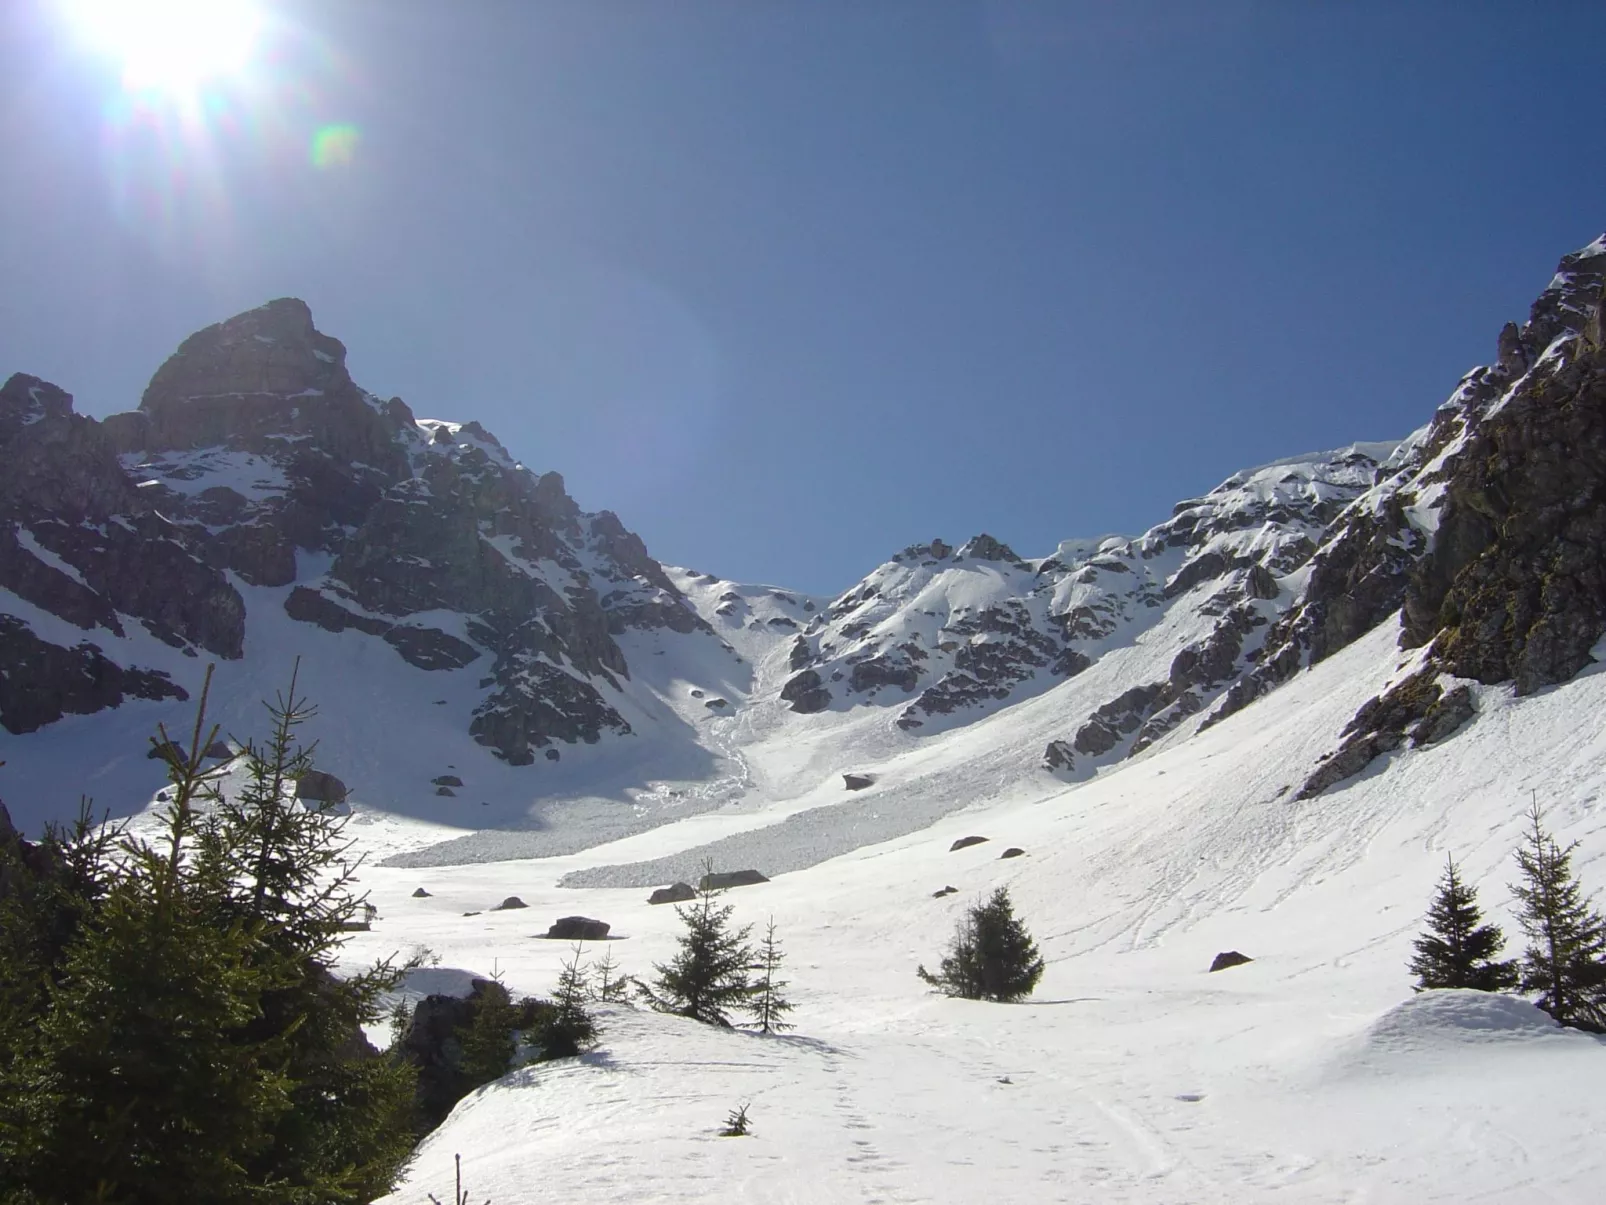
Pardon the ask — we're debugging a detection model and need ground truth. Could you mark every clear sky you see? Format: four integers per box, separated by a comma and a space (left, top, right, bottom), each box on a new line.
3, 2, 1604, 594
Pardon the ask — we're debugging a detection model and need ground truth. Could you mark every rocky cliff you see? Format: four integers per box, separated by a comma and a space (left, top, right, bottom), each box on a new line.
0, 300, 706, 765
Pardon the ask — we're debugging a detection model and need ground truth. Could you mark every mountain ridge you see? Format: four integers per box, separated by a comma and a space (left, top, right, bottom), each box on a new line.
3, 236, 1605, 855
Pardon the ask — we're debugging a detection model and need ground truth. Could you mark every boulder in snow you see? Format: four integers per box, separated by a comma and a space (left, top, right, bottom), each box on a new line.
1209, 950, 1253, 973
843, 773, 876, 790
949, 835, 989, 852
295, 769, 349, 805
700, 869, 769, 891
490, 896, 527, 911
649, 882, 698, 905
546, 916, 611, 941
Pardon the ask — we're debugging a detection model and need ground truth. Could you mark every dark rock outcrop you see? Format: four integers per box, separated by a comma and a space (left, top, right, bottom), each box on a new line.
1041, 739, 1076, 771
1209, 951, 1253, 972
843, 773, 876, 791
949, 835, 988, 852
780, 669, 831, 714
999, 847, 1025, 859
491, 895, 527, 910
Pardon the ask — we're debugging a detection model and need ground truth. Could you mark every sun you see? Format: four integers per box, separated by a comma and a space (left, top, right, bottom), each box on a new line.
62, 0, 263, 95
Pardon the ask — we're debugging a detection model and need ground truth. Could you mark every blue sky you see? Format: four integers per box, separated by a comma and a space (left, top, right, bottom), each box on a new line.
2, 1, 1604, 595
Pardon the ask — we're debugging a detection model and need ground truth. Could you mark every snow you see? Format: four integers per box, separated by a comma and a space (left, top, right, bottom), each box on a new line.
13, 527, 90, 589
305, 609, 1606, 1203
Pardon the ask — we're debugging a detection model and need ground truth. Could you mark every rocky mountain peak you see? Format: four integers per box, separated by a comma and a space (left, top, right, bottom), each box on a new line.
142, 297, 349, 410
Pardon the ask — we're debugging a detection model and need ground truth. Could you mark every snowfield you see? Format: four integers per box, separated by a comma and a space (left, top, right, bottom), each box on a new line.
297, 617, 1606, 1204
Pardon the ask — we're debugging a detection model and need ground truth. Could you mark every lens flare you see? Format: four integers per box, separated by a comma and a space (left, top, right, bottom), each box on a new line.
311, 123, 360, 169
62, 0, 263, 96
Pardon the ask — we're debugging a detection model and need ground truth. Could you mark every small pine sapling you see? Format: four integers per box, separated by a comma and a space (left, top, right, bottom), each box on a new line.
638, 866, 757, 1027
540, 946, 598, 1058
458, 973, 519, 1087
719, 1102, 752, 1137
1511, 801, 1606, 1031
918, 886, 1045, 1002
748, 916, 795, 1033
1408, 855, 1517, 991
589, 947, 629, 1003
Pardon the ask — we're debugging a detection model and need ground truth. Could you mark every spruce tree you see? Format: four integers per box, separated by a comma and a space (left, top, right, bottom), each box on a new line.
0, 668, 420, 1203
588, 947, 628, 1003
747, 916, 795, 1033
541, 946, 598, 1058
918, 886, 1045, 1002
1511, 802, 1606, 1031
1408, 855, 1517, 991
638, 873, 756, 1027
457, 974, 520, 1088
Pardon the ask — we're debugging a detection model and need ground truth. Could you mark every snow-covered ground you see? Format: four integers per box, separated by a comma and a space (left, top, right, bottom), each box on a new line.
301, 616, 1606, 1204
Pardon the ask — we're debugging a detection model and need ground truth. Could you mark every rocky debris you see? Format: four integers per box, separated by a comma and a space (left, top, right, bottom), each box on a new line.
412, 887, 431, 898
780, 669, 831, 714
649, 882, 697, 905
1041, 740, 1076, 771
703, 697, 729, 710
949, 835, 988, 852
432, 775, 464, 787
294, 770, 349, 805
545, 916, 611, 941
490, 896, 527, 911
700, 869, 769, 891
999, 847, 1025, 859
1209, 951, 1253, 973
932, 885, 958, 898
842, 773, 876, 790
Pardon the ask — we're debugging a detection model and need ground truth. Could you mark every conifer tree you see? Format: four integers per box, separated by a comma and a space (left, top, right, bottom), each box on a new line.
638, 871, 756, 1026
588, 947, 628, 1003
541, 945, 599, 1058
1408, 855, 1517, 991
0, 668, 420, 1203
918, 886, 1045, 1002
747, 916, 795, 1033
458, 973, 520, 1088
1511, 802, 1606, 1031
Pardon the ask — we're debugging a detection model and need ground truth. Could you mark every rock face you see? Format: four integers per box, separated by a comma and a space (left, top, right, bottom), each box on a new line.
0, 300, 706, 771
787, 443, 1390, 751
1278, 237, 1606, 793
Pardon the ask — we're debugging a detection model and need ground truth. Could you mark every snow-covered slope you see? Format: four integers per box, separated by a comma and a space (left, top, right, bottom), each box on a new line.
348, 616, 1606, 1205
